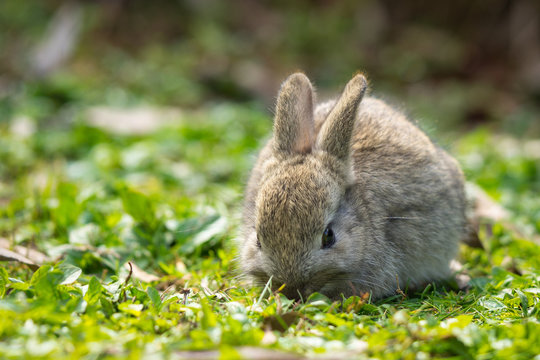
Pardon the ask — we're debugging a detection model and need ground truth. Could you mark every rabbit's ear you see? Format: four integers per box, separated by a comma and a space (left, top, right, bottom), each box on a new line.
316, 74, 367, 161
273, 73, 315, 155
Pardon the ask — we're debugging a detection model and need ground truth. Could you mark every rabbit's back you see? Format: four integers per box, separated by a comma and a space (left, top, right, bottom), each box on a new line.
316, 97, 467, 290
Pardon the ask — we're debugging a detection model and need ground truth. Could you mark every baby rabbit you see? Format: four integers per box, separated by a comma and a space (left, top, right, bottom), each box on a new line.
240, 73, 466, 300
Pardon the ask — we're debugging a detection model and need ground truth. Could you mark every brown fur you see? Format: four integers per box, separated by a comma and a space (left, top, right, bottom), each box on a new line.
239, 73, 467, 300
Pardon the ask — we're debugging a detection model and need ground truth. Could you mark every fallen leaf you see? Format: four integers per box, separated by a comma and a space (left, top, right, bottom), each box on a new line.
469, 183, 509, 221
464, 183, 509, 248
0, 248, 39, 270
0, 238, 49, 269
465, 183, 540, 247
124, 262, 160, 282
86, 106, 181, 135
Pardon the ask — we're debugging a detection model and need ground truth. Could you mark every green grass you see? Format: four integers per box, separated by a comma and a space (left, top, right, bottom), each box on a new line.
0, 73, 539, 359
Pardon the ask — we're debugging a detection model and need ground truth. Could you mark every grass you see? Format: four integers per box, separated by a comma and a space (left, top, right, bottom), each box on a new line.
0, 74, 539, 359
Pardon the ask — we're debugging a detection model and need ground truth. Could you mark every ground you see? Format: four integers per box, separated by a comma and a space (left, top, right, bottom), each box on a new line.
0, 1, 539, 359
1, 94, 539, 359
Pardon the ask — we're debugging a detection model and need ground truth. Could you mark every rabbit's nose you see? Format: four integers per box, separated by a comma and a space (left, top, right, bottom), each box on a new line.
281, 287, 302, 301
279, 283, 311, 301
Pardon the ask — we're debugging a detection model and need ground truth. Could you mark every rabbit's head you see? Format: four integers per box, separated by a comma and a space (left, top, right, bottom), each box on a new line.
242, 73, 368, 299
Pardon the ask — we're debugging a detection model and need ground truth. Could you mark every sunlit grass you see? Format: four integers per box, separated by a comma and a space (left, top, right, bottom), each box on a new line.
0, 85, 539, 358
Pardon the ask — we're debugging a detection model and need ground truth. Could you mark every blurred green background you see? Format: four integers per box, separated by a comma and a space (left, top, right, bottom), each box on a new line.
1, 0, 539, 135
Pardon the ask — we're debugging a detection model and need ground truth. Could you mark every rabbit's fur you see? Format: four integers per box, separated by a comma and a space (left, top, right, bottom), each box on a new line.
240, 73, 466, 300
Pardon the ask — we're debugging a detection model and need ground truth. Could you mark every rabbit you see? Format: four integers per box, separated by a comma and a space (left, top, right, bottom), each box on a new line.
239, 72, 467, 300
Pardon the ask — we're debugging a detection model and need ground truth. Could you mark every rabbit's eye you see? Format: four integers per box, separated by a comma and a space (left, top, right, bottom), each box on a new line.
256, 235, 262, 249
321, 226, 335, 249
